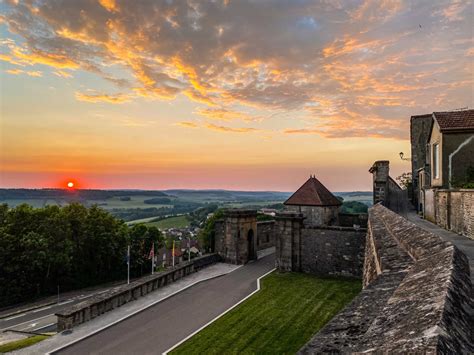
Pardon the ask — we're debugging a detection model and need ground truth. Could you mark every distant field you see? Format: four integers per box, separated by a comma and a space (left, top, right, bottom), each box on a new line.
144, 215, 190, 229
172, 272, 361, 355
94, 196, 174, 209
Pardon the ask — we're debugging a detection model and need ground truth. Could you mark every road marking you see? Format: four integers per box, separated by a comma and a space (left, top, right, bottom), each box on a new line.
163, 267, 276, 355
3, 313, 26, 321
46, 265, 244, 355
58, 300, 74, 305
33, 305, 52, 313
0, 314, 54, 331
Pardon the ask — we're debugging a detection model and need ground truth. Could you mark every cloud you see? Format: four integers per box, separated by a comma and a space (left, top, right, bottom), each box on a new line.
75, 91, 132, 104
175, 121, 199, 129
6, 69, 42, 77
205, 123, 260, 133
195, 107, 259, 122
1, 0, 472, 139
53, 70, 73, 78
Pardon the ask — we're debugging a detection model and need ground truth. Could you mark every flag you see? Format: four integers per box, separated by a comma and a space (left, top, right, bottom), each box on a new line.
148, 243, 155, 260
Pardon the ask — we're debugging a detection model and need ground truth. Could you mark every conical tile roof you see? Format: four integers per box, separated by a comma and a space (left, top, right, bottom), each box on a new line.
284, 176, 342, 207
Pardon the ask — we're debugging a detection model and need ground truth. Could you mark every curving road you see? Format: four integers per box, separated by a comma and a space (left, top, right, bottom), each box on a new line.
55, 254, 275, 354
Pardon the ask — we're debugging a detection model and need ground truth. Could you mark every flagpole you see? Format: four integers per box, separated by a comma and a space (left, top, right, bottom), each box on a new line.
172, 240, 175, 267
151, 242, 155, 275
188, 237, 191, 262
127, 245, 130, 285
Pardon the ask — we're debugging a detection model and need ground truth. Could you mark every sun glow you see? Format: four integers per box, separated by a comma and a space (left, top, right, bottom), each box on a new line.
67, 181, 74, 188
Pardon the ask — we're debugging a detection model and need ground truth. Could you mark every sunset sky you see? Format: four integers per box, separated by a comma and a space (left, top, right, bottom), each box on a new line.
0, 0, 472, 191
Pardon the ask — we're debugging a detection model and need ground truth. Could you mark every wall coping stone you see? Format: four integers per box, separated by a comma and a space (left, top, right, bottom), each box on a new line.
303, 225, 367, 232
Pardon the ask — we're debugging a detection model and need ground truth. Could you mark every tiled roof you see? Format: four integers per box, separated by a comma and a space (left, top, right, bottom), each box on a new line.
284, 176, 342, 207
433, 109, 474, 131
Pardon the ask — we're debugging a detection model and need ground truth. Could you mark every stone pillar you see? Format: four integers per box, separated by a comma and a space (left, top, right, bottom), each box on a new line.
369, 160, 390, 205
275, 212, 304, 272
219, 209, 257, 264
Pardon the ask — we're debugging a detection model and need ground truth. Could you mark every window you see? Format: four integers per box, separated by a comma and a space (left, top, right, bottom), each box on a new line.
433, 143, 439, 179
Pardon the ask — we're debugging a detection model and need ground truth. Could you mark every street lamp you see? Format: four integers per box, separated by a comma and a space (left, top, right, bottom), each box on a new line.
399, 152, 411, 161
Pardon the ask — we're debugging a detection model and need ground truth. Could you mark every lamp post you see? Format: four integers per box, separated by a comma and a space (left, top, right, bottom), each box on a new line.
399, 152, 411, 161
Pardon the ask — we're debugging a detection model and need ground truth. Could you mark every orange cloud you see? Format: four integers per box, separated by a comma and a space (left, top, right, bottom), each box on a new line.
53, 70, 73, 78
195, 107, 258, 122
205, 123, 259, 133
75, 92, 132, 104
175, 121, 199, 128
98, 0, 118, 12
6, 69, 42, 77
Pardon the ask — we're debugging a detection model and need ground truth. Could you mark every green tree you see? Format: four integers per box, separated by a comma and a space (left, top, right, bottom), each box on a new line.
198, 209, 224, 253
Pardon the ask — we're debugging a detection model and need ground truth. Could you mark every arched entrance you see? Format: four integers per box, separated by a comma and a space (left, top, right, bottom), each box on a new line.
247, 229, 256, 262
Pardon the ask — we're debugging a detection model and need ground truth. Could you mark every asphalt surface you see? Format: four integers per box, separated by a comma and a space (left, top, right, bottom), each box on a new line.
56, 254, 275, 355
0, 288, 118, 333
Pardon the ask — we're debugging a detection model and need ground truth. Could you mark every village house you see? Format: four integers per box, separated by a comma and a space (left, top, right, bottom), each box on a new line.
410, 108, 474, 239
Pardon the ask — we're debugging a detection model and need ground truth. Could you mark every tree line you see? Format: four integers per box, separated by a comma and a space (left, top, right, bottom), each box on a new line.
0, 203, 164, 308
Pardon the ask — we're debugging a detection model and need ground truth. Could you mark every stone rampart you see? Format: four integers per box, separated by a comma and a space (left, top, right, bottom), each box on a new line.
56, 254, 221, 331
300, 204, 473, 354
300, 227, 365, 278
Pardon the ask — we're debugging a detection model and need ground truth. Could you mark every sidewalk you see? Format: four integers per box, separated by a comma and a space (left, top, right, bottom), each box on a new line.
11, 262, 240, 355
406, 211, 474, 283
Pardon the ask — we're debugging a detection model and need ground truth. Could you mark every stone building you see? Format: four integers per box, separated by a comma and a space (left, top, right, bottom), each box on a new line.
410, 113, 433, 209
284, 175, 342, 227
426, 110, 474, 189
411, 109, 474, 212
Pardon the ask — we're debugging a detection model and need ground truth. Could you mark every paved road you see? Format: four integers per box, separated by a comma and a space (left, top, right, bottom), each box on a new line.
407, 211, 474, 283
56, 254, 275, 355
0, 285, 123, 333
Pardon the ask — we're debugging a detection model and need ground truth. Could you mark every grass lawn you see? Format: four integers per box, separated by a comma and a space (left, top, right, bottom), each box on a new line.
0, 335, 48, 353
145, 215, 190, 229
172, 272, 361, 355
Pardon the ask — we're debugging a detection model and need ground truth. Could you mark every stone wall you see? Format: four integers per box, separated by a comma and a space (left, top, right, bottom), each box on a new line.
256, 220, 275, 250
285, 205, 339, 227
56, 254, 221, 331
435, 189, 474, 239
338, 213, 368, 228
300, 227, 365, 278
424, 188, 436, 222
299, 204, 473, 354
274, 213, 365, 278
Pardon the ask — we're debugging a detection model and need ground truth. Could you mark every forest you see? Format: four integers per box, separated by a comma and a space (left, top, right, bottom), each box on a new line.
0, 203, 164, 308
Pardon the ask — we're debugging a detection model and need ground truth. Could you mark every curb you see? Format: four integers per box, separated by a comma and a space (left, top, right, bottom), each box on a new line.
163, 268, 276, 354
0, 302, 57, 320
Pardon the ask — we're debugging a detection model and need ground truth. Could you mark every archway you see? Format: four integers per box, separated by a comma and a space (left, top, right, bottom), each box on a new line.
247, 229, 256, 262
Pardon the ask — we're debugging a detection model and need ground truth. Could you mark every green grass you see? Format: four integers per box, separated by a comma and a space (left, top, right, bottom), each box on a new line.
144, 215, 190, 229
172, 272, 361, 355
0, 335, 48, 353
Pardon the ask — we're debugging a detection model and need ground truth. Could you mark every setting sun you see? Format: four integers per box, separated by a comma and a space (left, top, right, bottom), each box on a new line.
67, 182, 74, 188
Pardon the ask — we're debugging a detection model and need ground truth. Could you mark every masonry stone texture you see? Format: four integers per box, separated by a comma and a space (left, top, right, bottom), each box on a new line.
299, 204, 473, 354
